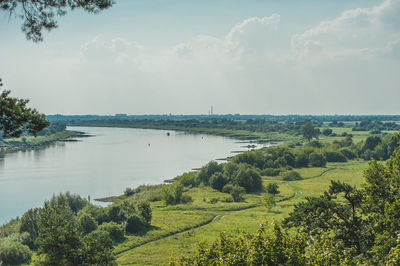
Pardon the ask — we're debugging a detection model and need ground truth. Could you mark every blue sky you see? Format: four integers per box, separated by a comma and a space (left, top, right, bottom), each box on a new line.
0, 0, 398, 115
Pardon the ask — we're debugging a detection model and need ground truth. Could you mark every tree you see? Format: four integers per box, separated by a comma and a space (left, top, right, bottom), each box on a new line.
0, 79, 49, 138
230, 185, 245, 202
309, 152, 327, 167
77, 213, 98, 235
82, 230, 116, 265
209, 172, 226, 191
19, 207, 41, 248
266, 183, 280, 195
0, 0, 113, 42
0, 239, 32, 265
263, 193, 276, 212
36, 204, 82, 265
300, 120, 319, 142
198, 161, 223, 185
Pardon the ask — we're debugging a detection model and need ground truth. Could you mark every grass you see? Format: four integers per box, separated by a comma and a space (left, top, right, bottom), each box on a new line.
114, 159, 368, 265
0, 130, 78, 149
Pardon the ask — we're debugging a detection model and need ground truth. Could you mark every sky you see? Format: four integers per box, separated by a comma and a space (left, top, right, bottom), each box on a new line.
0, 0, 399, 115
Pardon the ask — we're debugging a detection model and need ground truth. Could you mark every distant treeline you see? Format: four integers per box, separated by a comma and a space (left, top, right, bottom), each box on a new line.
65, 118, 313, 140
47, 114, 400, 123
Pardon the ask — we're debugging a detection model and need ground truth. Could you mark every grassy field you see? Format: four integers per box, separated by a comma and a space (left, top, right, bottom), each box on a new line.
114, 159, 368, 265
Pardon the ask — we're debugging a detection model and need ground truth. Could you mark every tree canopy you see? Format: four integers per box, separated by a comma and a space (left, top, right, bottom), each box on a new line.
300, 120, 320, 142
1, 0, 113, 42
0, 79, 49, 138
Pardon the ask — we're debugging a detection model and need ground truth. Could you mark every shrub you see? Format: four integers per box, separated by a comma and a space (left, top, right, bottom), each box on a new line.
222, 184, 234, 194
263, 194, 276, 211
45, 192, 88, 214
77, 213, 98, 235
78, 205, 108, 225
232, 150, 266, 169
175, 172, 199, 187
322, 128, 333, 136
308, 140, 322, 148
82, 230, 115, 265
124, 187, 135, 197
295, 153, 309, 168
309, 152, 327, 167
266, 183, 280, 195
209, 172, 227, 191
209, 198, 219, 204
0, 239, 32, 265
137, 201, 152, 224
233, 166, 263, 192
230, 186, 246, 202
162, 183, 186, 205
106, 204, 125, 223
198, 161, 223, 185
98, 222, 124, 242
324, 151, 347, 162
283, 171, 302, 181
262, 168, 280, 176
125, 214, 146, 234
339, 148, 357, 160
181, 194, 193, 204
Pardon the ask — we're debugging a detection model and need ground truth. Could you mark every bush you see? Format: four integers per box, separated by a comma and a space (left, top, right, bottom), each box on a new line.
98, 222, 124, 242
309, 152, 327, 167
308, 140, 322, 148
82, 230, 115, 265
106, 204, 125, 223
209, 198, 219, 204
339, 148, 357, 160
233, 166, 262, 192
45, 192, 88, 214
209, 172, 227, 191
324, 151, 347, 162
181, 194, 193, 204
266, 183, 280, 195
283, 171, 302, 181
175, 172, 199, 187
198, 161, 223, 185
124, 187, 135, 197
0, 239, 32, 265
232, 150, 266, 169
78, 205, 108, 225
222, 184, 234, 194
137, 201, 152, 224
125, 214, 147, 234
261, 168, 280, 176
162, 183, 186, 205
322, 128, 333, 136
230, 186, 245, 202
295, 153, 309, 168
77, 213, 98, 235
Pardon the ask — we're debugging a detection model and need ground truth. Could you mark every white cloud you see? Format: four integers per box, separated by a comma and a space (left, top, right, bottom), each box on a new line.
291, 0, 400, 63
4, 0, 398, 115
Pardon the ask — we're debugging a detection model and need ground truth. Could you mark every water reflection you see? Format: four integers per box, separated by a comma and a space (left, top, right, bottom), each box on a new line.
0, 126, 251, 225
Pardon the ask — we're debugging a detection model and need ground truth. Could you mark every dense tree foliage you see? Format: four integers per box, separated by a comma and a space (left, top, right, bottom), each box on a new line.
300, 121, 320, 142
182, 144, 400, 265
0, 0, 113, 42
0, 79, 49, 138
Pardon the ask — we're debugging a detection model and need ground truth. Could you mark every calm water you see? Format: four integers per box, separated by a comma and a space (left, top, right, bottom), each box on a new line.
0, 126, 264, 225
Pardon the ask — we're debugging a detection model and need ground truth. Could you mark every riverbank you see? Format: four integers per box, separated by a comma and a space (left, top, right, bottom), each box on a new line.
0, 130, 87, 153
67, 120, 300, 143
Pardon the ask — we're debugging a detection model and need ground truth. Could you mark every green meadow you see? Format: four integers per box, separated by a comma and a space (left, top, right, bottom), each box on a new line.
115, 159, 368, 265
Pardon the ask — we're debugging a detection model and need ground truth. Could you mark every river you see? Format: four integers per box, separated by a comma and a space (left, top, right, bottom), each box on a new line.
0, 126, 266, 225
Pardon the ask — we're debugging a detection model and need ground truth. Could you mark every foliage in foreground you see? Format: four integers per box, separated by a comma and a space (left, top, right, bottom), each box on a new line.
179, 144, 400, 265
178, 222, 360, 265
